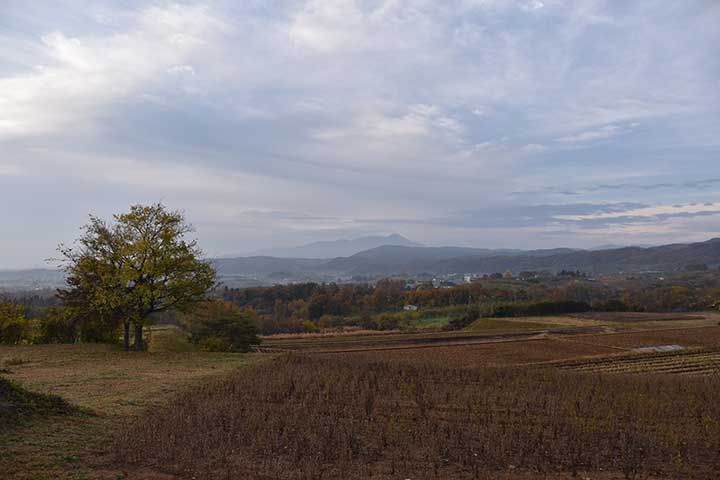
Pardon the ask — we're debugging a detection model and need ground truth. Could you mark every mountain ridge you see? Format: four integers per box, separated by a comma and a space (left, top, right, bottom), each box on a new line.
247, 234, 422, 258
5, 238, 720, 288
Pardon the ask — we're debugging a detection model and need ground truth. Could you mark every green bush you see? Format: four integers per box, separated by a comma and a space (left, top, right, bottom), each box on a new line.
199, 336, 231, 352
448, 307, 480, 330
491, 300, 592, 317
0, 300, 29, 345
302, 319, 319, 333
37, 306, 120, 344
38, 307, 79, 343
184, 301, 261, 352
592, 299, 629, 312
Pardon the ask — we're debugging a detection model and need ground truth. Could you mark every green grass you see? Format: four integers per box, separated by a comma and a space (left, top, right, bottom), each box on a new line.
412, 316, 451, 329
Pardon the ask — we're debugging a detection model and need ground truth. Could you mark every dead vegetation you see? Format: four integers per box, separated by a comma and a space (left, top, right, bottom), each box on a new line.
554, 346, 720, 375
115, 355, 720, 480
571, 325, 720, 349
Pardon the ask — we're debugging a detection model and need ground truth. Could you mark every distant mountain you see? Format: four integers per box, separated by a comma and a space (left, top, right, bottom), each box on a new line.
0, 268, 66, 290
6, 239, 720, 290
322, 245, 580, 276
214, 238, 720, 279
249, 234, 422, 259
361, 239, 720, 277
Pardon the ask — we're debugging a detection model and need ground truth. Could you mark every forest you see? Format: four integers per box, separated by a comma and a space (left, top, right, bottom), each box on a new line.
220, 271, 720, 334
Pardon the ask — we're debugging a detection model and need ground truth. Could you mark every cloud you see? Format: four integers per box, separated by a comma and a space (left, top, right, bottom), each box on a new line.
1, 0, 719, 266
556, 124, 629, 143
0, 4, 225, 138
555, 202, 720, 223
0, 163, 21, 176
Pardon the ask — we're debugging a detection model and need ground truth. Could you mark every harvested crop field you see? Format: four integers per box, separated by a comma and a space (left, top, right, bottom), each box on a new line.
554, 347, 720, 375
115, 355, 720, 479
262, 329, 556, 353
573, 312, 708, 323
568, 325, 720, 350
334, 337, 621, 367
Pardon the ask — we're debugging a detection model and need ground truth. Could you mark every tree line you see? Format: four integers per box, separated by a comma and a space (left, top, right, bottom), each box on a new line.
221, 273, 720, 334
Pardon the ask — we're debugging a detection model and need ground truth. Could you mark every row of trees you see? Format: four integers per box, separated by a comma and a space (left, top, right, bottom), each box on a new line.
221, 274, 720, 334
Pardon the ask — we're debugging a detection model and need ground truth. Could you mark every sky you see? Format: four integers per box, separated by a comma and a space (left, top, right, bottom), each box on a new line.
1, 0, 719, 268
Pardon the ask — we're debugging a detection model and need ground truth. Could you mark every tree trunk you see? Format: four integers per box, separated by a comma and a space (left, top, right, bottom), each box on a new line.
123, 321, 130, 352
134, 323, 144, 351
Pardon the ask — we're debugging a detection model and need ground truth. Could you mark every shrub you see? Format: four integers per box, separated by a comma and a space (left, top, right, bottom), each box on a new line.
38, 307, 79, 343
448, 307, 480, 330
198, 336, 231, 352
0, 300, 29, 345
592, 298, 629, 312
302, 319, 319, 333
491, 300, 591, 317
37, 306, 120, 344
184, 300, 261, 352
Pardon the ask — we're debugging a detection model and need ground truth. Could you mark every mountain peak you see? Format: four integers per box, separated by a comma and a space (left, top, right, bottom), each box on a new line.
248, 234, 422, 259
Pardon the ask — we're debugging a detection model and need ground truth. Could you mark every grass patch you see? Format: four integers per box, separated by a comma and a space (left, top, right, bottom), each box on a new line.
0, 343, 261, 479
412, 316, 451, 329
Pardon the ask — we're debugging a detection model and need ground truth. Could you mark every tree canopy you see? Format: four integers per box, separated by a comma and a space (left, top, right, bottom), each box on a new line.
59, 204, 216, 350
0, 299, 28, 345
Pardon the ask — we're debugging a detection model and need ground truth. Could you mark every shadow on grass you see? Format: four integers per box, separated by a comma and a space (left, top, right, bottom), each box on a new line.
0, 377, 86, 433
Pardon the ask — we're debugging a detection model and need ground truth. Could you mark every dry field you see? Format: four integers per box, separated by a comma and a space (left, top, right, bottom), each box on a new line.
116, 355, 720, 480
566, 325, 720, 349
4, 317, 720, 479
261, 312, 720, 353
261, 328, 553, 352
573, 312, 708, 323
337, 337, 620, 367
0, 341, 258, 480
553, 347, 720, 375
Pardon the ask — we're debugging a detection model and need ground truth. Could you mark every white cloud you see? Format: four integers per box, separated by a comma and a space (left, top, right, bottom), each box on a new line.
520, 143, 547, 154
556, 124, 626, 143
523, 1, 545, 12
0, 4, 224, 138
312, 104, 466, 145
555, 202, 720, 222
167, 64, 196, 75
0, 163, 21, 176
1, 0, 719, 263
